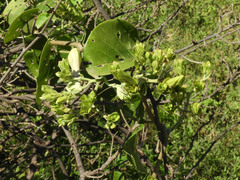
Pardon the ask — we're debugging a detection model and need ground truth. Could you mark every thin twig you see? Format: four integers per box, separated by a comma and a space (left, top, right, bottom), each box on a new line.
85, 151, 119, 177
173, 114, 213, 175
141, 0, 189, 42
62, 125, 85, 180
174, 24, 240, 55
119, 105, 131, 130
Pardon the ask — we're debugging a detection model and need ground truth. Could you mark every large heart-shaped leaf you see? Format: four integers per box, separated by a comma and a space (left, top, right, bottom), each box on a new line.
83, 19, 138, 77
4, 8, 39, 43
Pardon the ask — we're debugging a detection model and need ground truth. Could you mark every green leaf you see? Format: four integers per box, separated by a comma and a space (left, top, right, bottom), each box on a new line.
146, 175, 158, 180
113, 171, 124, 180
79, 91, 96, 116
70, 0, 84, 5
24, 50, 39, 78
35, 13, 51, 29
173, 59, 184, 75
4, 9, 39, 43
36, 0, 57, 12
36, 40, 51, 105
83, 19, 138, 77
56, 58, 72, 83
123, 124, 146, 173
110, 61, 137, 85
2, 0, 29, 25
127, 99, 141, 118
40, 85, 60, 102
191, 102, 200, 114
103, 112, 120, 129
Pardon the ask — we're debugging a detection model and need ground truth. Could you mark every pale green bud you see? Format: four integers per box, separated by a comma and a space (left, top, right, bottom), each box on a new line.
165, 75, 184, 88
152, 60, 159, 71
134, 42, 146, 64
191, 102, 200, 114
165, 48, 175, 60
156, 82, 168, 93
194, 79, 205, 92
68, 48, 81, 77
134, 42, 145, 56
145, 51, 151, 59
152, 49, 164, 62
173, 59, 184, 75
66, 81, 83, 95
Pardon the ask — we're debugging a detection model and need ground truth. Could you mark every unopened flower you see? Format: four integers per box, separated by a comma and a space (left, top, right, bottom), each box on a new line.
68, 48, 81, 77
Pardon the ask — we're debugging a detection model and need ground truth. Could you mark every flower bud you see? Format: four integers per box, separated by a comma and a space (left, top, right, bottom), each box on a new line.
165, 75, 184, 88
152, 49, 163, 61
68, 48, 81, 77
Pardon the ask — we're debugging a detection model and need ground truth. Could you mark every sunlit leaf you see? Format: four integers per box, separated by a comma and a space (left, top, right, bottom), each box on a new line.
83, 19, 138, 77
113, 171, 124, 180
35, 13, 51, 29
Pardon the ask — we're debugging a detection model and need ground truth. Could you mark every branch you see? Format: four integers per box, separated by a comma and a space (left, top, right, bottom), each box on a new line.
93, 0, 110, 20
140, 88, 168, 178
173, 112, 213, 175
141, 0, 189, 42
113, 0, 160, 19
49, 40, 84, 51
84, 151, 119, 177
26, 147, 38, 180
61, 125, 85, 180
51, 150, 70, 178
146, 88, 169, 178
196, 65, 240, 103
174, 23, 240, 55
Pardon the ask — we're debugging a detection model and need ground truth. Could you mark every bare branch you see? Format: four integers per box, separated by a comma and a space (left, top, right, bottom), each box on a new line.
61, 125, 85, 180
93, 0, 110, 20
141, 0, 189, 42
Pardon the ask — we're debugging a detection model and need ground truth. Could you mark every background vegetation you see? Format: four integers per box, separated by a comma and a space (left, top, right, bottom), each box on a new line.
0, 0, 240, 179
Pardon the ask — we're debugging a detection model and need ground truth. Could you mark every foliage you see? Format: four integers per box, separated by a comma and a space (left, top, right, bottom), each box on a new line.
0, 0, 240, 179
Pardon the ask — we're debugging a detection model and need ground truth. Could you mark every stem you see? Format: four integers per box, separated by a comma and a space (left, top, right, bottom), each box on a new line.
50, 40, 84, 51
140, 88, 169, 179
